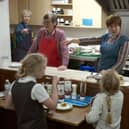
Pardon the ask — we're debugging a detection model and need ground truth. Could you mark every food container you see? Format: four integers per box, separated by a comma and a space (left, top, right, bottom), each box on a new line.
57, 81, 65, 101
80, 81, 87, 100
71, 84, 77, 99
64, 80, 72, 98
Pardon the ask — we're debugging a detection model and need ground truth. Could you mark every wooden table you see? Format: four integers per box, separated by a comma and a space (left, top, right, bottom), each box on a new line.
0, 98, 92, 129
48, 106, 90, 126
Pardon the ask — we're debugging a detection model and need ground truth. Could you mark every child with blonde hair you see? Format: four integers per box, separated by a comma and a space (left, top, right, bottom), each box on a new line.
5, 53, 59, 129
86, 69, 124, 129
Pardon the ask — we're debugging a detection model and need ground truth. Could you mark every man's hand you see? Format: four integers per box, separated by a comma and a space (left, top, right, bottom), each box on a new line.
57, 65, 67, 71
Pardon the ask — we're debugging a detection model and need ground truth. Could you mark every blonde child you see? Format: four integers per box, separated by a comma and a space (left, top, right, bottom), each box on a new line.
5, 53, 59, 129
86, 69, 124, 129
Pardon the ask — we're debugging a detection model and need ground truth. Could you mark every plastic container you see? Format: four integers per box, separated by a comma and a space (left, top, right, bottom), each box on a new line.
71, 84, 77, 99
64, 80, 72, 99
4, 79, 11, 96
57, 81, 65, 102
80, 81, 87, 100
80, 65, 96, 72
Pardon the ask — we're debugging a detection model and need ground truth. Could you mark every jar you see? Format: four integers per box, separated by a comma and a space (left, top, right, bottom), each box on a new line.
71, 84, 77, 99
57, 81, 65, 101
64, 80, 72, 98
80, 81, 87, 100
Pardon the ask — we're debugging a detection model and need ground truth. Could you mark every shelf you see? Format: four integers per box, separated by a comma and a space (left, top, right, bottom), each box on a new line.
57, 24, 103, 29
51, 0, 73, 27
51, 3, 72, 6
57, 14, 72, 17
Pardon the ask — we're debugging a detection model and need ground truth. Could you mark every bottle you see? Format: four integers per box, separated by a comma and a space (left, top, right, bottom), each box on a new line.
4, 79, 11, 96
57, 81, 65, 102
64, 79, 72, 99
71, 84, 77, 99
76, 47, 81, 56
80, 81, 87, 100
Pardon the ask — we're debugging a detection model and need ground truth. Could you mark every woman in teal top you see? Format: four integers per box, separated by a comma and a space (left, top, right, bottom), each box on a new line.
67, 15, 129, 72
99, 32, 128, 71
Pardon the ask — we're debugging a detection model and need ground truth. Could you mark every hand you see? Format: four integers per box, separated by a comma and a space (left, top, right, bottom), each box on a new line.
22, 28, 29, 33
64, 39, 80, 45
63, 40, 70, 46
57, 65, 67, 71
71, 39, 80, 44
52, 76, 60, 86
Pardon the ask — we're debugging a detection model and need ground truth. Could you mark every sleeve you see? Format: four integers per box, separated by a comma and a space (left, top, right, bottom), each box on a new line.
112, 41, 129, 72
28, 29, 42, 53
79, 36, 102, 46
15, 24, 23, 34
15, 24, 24, 43
59, 30, 69, 66
31, 83, 49, 103
86, 94, 103, 123
8, 81, 16, 95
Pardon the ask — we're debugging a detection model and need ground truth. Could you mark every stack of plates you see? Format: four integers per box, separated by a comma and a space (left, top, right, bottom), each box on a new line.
9, 62, 21, 68
0, 92, 5, 99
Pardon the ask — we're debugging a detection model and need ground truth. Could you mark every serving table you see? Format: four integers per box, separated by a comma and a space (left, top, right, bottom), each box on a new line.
0, 65, 129, 129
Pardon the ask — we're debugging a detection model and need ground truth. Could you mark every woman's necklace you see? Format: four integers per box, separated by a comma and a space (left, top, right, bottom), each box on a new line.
108, 34, 119, 43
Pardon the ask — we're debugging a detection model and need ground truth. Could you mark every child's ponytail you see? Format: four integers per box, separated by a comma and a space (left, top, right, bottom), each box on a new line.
106, 95, 112, 124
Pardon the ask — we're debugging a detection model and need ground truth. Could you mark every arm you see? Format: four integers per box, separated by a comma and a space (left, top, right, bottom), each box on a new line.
16, 23, 29, 34
43, 76, 59, 110
79, 37, 102, 46
4, 94, 15, 110
31, 76, 59, 110
15, 24, 23, 34
28, 29, 43, 53
112, 41, 129, 72
66, 37, 102, 46
58, 30, 69, 70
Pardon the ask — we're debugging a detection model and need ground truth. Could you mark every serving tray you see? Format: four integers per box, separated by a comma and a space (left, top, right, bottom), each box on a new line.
63, 96, 92, 107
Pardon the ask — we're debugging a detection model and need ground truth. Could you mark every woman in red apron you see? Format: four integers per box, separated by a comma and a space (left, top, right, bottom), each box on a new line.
29, 13, 69, 70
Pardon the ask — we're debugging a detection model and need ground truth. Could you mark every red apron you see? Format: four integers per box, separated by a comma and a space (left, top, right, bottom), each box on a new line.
38, 32, 61, 67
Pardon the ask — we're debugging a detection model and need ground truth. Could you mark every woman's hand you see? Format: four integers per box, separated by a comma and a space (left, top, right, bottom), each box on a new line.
64, 39, 80, 45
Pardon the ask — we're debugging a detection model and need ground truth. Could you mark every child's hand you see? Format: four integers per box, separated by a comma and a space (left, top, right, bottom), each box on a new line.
52, 76, 59, 86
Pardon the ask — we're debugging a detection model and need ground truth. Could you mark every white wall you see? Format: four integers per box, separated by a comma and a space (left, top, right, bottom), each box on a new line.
73, 0, 102, 28
0, 0, 11, 65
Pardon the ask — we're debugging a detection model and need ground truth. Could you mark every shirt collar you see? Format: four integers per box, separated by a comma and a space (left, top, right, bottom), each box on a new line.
44, 28, 56, 36
108, 33, 121, 40
18, 76, 36, 83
